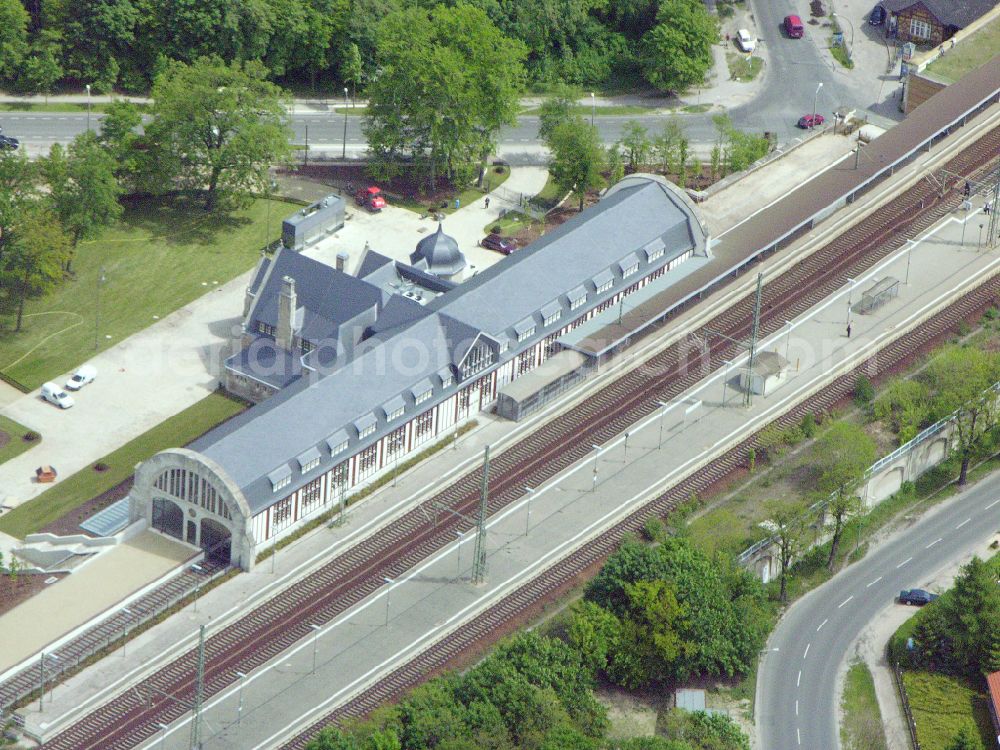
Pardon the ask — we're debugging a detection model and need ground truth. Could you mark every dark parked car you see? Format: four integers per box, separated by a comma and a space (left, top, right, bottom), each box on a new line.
0, 135, 19, 151
869, 4, 886, 25
480, 234, 518, 255
899, 589, 939, 606
798, 113, 825, 129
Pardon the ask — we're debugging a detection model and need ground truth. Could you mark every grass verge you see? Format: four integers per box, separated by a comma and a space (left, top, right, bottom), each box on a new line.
726, 53, 764, 81
521, 104, 657, 116
841, 662, 888, 750
485, 210, 542, 237
0, 195, 292, 390
0, 391, 246, 538
332, 106, 368, 115
256, 421, 479, 564
901, 671, 994, 750
0, 416, 39, 466
680, 103, 712, 114
0, 102, 148, 114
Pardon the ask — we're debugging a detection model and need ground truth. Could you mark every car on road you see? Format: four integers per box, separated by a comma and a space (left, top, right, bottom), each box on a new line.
480, 234, 518, 255
736, 29, 756, 53
869, 4, 886, 25
899, 588, 939, 606
784, 15, 805, 38
798, 113, 825, 129
41, 382, 75, 409
65, 364, 97, 391
0, 135, 19, 151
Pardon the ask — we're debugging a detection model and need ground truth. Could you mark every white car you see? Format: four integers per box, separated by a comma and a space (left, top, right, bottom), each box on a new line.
41, 382, 75, 409
65, 364, 97, 391
736, 28, 757, 53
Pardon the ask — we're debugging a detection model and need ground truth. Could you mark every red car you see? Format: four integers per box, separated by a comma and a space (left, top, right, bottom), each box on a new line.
798, 113, 825, 129
480, 234, 518, 255
355, 186, 386, 212
784, 14, 804, 37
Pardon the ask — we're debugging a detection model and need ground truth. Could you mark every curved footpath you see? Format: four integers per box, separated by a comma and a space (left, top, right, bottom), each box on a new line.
756, 469, 1000, 749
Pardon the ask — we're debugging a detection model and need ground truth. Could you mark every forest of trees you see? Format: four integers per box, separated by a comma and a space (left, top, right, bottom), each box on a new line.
0, 0, 719, 96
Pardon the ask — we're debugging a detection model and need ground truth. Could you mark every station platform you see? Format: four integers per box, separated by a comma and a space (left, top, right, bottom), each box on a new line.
0, 531, 197, 677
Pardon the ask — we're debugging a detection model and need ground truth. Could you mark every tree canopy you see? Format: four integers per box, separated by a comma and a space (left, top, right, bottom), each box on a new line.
364, 4, 526, 191
144, 56, 292, 211
640, 0, 717, 93
546, 117, 606, 212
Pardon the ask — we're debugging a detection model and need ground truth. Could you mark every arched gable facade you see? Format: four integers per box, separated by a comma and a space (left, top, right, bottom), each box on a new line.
130, 448, 256, 570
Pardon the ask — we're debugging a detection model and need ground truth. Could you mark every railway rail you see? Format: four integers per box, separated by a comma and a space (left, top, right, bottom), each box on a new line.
39, 125, 1000, 750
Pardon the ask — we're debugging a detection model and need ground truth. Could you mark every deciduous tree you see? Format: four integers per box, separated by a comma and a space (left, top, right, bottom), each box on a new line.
537, 83, 582, 143
640, 0, 716, 93
761, 500, 809, 603
923, 345, 1000, 484
145, 56, 292, 212
619, 120, 652, 172
0, 204, 71, 331
815, 421, 877, 570
547, 117, 605, 211
0, 0, 28, 83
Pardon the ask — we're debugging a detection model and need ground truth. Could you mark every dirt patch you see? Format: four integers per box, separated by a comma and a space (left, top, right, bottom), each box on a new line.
0, 571, 66, 617
278, 164, 484, 207
597, 684, 662, 739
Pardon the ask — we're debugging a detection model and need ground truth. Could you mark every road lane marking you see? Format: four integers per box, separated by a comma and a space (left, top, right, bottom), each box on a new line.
797, 670, 802, 687
817, 619, 828, 632
986, 499, 999, 510
896, 557, 912, 568
838, 596, 853, 608
803, 643, 810, 659
956, 518, 970, 529
797, 728, 801, 745
795, 699, 799, 715
867, 576, 883, 587
926, 538, 942, 548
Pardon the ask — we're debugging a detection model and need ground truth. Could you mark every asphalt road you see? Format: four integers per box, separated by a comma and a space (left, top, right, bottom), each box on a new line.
756, 471, 1000, 750
0, 0, 881, 161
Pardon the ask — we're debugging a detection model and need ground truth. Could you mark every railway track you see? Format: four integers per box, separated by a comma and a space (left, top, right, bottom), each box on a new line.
39, 125, 1000, 750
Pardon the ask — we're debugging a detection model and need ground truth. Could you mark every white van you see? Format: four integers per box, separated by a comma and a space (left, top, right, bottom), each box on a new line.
66, 364, 97, 391
41, 382, 75, 409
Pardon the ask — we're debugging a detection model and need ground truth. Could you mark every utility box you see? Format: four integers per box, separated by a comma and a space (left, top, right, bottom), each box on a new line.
281, 194, 345, 251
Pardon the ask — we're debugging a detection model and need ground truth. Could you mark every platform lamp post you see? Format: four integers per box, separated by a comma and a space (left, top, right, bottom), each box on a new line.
980, 223, 985, 250
904, 239, 917, 284
812, 82, 823, 130
845, 277, 856, 325
523, 486, 535, 536
590, 444, 601, 491
622, 431, 630, 463
158, 722, 169, 748
191, 563, 204, 609
657, 400, 670, 448
121, 607, 133, 658
382, 576, 393, 626
590, 92, 595, 127
722, 361, 734, 405
85, 84, 91, 132
784, 322, 793, 361
454, 530, 464, 576
93, 266, 106, 350
310, 624, 321, 674
235, 671, 247, 725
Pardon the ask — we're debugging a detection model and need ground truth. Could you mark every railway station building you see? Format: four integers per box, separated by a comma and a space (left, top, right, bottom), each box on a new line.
129, 174, 710, 569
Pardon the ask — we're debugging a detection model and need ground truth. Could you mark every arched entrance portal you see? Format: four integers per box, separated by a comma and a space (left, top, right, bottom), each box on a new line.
200, 518, 232, 565
151, 497, 184, 540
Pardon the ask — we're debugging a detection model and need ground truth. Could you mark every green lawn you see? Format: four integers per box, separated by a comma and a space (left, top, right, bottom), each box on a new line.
0, 391, 245, 538
333, 106, 368, 115
841, 662, 888, 750
680, 104, 712, 114
0, 415, 39, 466
0, 195, 292, 390
529, 175, 566, 211
0, 102, 148, 114
925, 18, 1000, 83
902, 671, 995, 750
726, 53, 764, 82
395, 166, 511, 216
484, 210, 541, 237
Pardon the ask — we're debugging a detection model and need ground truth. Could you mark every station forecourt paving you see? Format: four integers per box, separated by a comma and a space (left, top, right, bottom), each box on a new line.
18, 180, 999, 747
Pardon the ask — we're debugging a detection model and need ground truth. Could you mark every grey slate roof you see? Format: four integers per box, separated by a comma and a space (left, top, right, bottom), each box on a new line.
410, 224, 467, 277
880, 0, 995, 27
198, 175, 706, 513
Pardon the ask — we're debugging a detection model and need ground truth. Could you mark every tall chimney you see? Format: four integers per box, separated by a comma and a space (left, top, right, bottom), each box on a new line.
336, 251, 349, 273
277, 276, 296, 351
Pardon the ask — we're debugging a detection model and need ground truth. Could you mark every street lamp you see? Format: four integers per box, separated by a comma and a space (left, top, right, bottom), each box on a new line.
591, 444, 601, 491
342, 87, 349, 159
235, 671, 247, 725
833, 12, 855, 61
121, 607, 133, 658
191, 563, 204, 611
590, 92, 595, 127
622, 431, 630, 463
93, 266, 106, 350
85, 84, 91, 132
812, 82, 823, 129
523, 486, 535, 536
657, 400, 670, 448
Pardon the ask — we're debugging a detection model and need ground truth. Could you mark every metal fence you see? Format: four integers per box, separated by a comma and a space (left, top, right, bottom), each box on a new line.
892, 660, 922, 749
